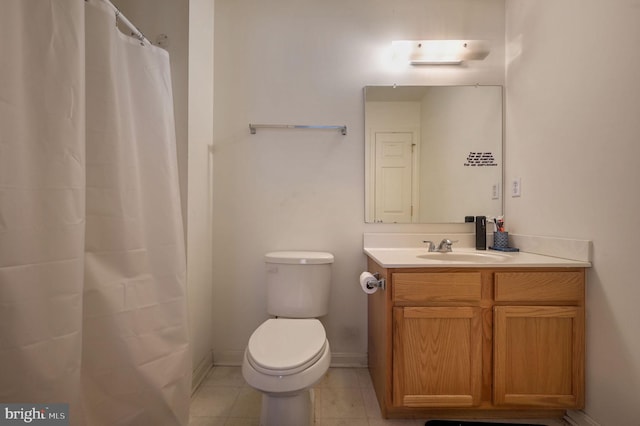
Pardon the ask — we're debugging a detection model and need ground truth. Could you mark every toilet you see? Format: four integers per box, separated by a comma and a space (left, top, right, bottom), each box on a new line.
242, 251, 334, 426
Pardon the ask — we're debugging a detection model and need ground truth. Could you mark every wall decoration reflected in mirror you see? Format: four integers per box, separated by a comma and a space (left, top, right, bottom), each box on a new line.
364, 85, 503, 224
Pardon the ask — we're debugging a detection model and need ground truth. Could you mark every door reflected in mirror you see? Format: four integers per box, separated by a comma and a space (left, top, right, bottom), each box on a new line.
364, 85, 503, 223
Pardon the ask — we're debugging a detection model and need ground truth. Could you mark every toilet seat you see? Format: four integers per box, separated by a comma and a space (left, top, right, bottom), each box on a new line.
247, 318, 327, 376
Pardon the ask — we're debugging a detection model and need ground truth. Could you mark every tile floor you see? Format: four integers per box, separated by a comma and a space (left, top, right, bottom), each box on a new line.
189, 366, 568, 426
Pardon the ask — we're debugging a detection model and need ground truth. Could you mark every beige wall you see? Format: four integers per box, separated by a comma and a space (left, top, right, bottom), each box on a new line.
187, 0, 215, 384
505, 1, 640, 424
212, 0, 505, 365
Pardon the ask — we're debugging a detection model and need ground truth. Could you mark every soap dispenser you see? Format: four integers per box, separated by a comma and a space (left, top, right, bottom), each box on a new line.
475, 216, 487, 250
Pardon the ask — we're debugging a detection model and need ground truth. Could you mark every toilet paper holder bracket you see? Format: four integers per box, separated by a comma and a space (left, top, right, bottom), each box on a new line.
367, 273, 386, 290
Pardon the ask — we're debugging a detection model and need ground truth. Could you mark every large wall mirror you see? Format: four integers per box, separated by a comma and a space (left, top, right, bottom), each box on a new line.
364, 85, 503, 223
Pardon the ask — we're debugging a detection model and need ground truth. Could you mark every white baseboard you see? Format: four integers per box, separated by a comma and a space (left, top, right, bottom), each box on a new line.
191, 351, 214, 395
328, 352, 368, 368
565, 410, 601, 426
212, 350, 244, 366
212, 350, 367, 368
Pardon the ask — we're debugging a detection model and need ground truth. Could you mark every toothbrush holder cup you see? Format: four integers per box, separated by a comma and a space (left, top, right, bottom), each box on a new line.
493, 231, 509, 248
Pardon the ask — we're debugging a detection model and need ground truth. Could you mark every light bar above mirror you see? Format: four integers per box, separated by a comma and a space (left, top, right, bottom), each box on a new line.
391, 40, 491, 65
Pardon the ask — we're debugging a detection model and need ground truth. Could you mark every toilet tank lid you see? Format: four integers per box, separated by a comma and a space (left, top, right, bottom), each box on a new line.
264, 251, 334, 265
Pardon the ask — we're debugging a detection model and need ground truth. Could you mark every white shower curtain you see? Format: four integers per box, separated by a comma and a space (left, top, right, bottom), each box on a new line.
0, 1, 191, 424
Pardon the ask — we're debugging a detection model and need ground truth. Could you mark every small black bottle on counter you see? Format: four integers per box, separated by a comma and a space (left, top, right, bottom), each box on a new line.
475, 216, 487, 250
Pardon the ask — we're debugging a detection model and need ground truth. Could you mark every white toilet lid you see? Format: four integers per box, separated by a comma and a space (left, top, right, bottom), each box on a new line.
247, 318, 327, 376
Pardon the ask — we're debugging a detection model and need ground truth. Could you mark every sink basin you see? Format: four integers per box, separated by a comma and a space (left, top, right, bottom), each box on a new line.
417, 251, 509, 263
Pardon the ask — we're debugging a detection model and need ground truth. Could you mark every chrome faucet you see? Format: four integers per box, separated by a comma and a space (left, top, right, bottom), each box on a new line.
423, 239, 456, 253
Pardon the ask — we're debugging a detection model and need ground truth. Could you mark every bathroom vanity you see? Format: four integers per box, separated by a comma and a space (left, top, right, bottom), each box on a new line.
364, 242, 590, 419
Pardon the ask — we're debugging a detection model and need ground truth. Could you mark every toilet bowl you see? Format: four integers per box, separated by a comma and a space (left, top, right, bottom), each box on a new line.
242, 319, 331, 425
241, 251, 334, 426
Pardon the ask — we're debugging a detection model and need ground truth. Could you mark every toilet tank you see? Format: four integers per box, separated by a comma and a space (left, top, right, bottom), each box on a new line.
264, 251, 334, 318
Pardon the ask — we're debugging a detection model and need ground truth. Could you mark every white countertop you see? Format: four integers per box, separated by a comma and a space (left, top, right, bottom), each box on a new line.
364, 247, 591, 268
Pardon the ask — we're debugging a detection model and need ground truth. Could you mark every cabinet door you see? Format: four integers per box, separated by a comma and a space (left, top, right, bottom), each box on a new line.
494, 306, 584, 408
392, 307, 482, 407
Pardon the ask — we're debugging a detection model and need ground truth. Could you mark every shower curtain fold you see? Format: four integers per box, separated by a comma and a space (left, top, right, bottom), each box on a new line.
0, 1, 191, 425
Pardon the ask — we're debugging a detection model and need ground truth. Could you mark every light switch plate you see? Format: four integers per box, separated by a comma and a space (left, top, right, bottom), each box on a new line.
511, 178, 522, 197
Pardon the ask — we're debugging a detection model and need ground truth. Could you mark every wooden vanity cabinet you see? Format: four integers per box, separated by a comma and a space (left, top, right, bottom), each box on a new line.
392, 272, 483, 408
366, 258, 586, 419
493, 271, 585, 408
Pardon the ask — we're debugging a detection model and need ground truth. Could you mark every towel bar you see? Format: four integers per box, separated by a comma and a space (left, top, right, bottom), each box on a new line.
249, 123, 347, 135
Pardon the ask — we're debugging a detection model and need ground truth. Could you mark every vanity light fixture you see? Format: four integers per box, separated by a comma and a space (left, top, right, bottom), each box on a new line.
391, 40, 490, 65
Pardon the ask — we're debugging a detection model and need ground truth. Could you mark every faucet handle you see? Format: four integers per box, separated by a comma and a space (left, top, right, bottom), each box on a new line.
422, 240, 436, 252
